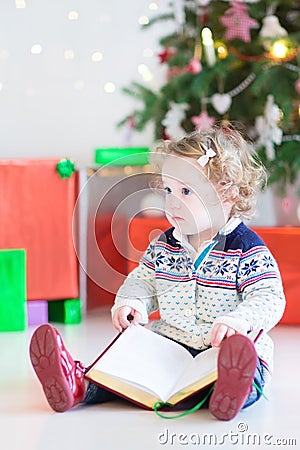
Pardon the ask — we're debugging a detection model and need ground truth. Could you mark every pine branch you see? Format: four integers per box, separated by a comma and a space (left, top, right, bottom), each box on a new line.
118, 0, 300, 191
144, 13, 174, 29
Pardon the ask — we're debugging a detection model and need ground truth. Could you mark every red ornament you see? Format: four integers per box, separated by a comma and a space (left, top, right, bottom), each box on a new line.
162, 128, 171, 140
295, 79, 300, 94
186, 57, 202, 74
220, 2, 258, 43
126, 115, 135, 129
167, 58, 202, 79
167, 66, 182, 80
158, 47, 175, 64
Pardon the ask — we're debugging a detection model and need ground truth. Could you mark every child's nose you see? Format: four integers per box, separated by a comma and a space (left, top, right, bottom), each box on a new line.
168, 194, 181, 209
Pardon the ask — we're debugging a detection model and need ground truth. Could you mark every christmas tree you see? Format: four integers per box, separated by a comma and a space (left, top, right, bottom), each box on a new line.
120, 0, 300, 193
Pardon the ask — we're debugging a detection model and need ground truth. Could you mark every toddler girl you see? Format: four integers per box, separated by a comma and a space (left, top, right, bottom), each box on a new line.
30, 123, 285, 420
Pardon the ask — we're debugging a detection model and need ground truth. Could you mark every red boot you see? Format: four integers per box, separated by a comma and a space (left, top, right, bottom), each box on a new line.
29, 324, 86, 412
209, 334, 257, 421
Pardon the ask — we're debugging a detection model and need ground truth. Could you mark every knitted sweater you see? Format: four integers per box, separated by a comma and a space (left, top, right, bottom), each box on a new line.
112, 218, 286, 381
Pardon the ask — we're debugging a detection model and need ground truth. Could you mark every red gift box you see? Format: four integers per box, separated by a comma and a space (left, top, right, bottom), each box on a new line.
86, 214, 128, 310
127, 217, 299, 324
0, 159, 78, 300
252, 227, 300, 324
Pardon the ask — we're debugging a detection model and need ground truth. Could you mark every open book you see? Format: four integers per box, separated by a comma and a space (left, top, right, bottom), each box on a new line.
85, 325, 220, 409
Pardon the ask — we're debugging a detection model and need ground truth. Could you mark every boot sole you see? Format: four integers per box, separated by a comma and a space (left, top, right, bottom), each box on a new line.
29, 324, 74, 412
209, 334, 257, 421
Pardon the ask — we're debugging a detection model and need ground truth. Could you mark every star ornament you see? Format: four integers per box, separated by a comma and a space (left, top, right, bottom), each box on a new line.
220, 2, 259, 43
158, 47, 175, 64
192, 111, 215, 131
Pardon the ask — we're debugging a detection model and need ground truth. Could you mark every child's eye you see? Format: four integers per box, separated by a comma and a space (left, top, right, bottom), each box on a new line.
182, 187, 192, 196
164, 187, 172, 194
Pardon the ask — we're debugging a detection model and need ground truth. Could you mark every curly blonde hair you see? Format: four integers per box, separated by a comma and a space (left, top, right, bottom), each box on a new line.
151, 122, 267, 220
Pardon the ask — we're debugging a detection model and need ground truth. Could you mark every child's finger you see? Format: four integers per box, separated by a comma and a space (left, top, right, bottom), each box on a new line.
132, 311, 142, 325
211, 324, 227, 347
112, 315, 123, 332
120, 306, 137, 329
118, 314, 131, 330
226, 328, 236, 338
112, 306, 130, 332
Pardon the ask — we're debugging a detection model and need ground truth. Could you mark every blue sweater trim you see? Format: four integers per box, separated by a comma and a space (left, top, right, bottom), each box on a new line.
158, 223, 266, 254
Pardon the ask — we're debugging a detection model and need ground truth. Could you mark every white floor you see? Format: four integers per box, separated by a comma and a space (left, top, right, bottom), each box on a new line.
1, 308, 299, 450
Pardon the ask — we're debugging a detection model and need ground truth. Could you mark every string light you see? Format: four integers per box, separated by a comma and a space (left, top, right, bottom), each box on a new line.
0, 50, 9, 60
270, 40, 288, 59
68, 11, 79, 21
31, 44, 42, 55
201, 27, 216, 67
143, 48, 154, 57
149, 2, 158, 10
138, 64, 153, 81
230, 43, 299, 63
64, 50, 75, 60
15, 0, 26, 8
91, 51, 103, 62
216, 41, 228, 59
104, 82, 116, 93
138, 16, 149, 25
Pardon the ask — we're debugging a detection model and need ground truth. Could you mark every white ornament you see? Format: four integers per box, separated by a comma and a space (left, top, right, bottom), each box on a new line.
260, 15, 287, 39
259, 15, 288, 50
255, 95, 283, 160
162, 102, 188, 140
197, 0, 211, 6
211, 93, 232, 114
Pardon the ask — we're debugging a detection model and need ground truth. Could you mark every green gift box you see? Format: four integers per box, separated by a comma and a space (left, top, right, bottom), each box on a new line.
0, 249, 27, 331
94, 147, 149, 166
48, 298, 82, 324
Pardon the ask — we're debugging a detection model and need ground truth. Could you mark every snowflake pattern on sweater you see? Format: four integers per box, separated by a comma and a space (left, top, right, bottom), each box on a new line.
112, 220, 286, 382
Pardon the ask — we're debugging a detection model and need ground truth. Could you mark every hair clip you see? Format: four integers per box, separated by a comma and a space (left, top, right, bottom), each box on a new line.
197, 142, 216, 167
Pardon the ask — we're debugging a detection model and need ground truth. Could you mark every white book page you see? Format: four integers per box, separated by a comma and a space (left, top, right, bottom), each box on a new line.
171, 346, 219, 394
94, 325, 193, 402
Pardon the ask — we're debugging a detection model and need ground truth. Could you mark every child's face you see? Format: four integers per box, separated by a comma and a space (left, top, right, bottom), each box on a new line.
161, 154, 231, 238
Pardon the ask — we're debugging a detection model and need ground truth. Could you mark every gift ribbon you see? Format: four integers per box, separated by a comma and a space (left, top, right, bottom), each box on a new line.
56, 159, 75, 178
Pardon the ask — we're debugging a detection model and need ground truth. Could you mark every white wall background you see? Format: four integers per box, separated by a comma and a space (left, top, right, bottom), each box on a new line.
0, 1, 283, 225
0, 0, 171, 167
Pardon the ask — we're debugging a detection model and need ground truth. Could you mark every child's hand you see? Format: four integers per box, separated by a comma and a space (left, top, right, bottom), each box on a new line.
211, 323, 236, 347
112, 306, 142, 333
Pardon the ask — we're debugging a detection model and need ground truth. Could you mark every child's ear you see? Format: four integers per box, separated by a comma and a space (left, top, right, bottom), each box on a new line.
227, 185, 239, 202
220, 185, 238, 205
